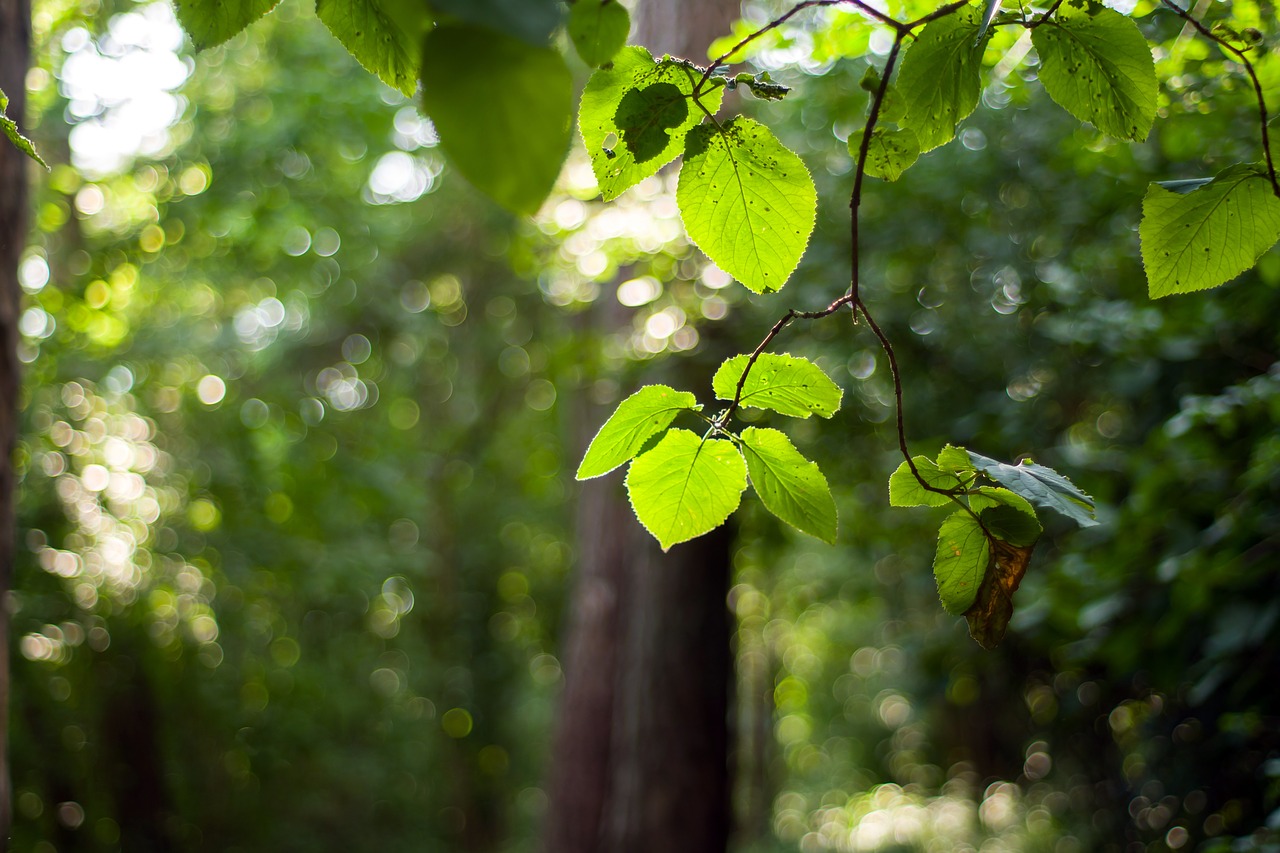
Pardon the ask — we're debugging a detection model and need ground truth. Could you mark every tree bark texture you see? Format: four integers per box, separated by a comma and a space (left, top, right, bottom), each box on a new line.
543, 2, 742, 851
0, 0, 31, 845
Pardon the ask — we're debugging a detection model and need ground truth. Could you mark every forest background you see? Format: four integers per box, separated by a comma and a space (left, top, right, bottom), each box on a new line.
5, 0, 1280, 850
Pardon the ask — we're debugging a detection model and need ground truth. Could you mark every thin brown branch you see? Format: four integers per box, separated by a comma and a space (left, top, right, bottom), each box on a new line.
849, 35, 905, 302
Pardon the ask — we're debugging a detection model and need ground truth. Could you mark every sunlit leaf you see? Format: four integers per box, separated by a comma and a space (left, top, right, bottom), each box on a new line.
888, 456, 961, 507
421, 24, 572, 214
626, 429, 747, 551
896, 7, 989, 153
713, 353, 842, 419
740, 427, 837, 543
677, 118, 816, 293
1031, 3, 1156, 141
0, 87, 47, 169
933, 509, 990, 615
316, 0, 422, 96
848, 125, 920, 182
576, 385, 699, 479
568, 0, 630, 67
172, 0, 281, 50
965, 538, 1034, 649
1140, 163, 1280, 298
968, 451, 1098, 527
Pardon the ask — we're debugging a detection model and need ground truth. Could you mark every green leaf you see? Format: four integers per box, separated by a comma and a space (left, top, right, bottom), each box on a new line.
317, 0, 423, 96
677, 118, 817, 293
888, 456, 962, 507
568, 0, 630, 67
896, 7, 989, 153
0, 88, 48, 169
626, 429, 747, 551
740, 427, 837, 543
421, 24, 573, 215
968, 451, 1098, 527
579, 47, 723, 201
848, 125, 920, 182
936, 444, 976, 477
1031, 4, 1156, 141
171, 0, 281, 50
576, 385, 699, 479
1140, 164, 1280, 298
429, 0, 563, 45
934, 510, 990, 615
970, 488, 1042, 547
713, 353, 842, 419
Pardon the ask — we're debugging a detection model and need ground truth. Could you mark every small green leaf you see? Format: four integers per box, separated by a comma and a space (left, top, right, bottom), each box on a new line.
568, 0, 630, 67
626, 429, 747, 550
968, 486, 1037, 519
677, 118, 817, 293
171, 0, 281, 50
1140, 163, 1280, 298
888, 457, 961, 507
934, 510, 990, 615
713, 353, 842, 419
429, 0, 562, 45
0, 88, 48, 169
421, 24, 573, 214
579, 47, 723, 201
979, 505, 1042, 548
1031, 4, 1156, 142
317, 0, 423, 96
737, 72, 790, 101
848, 125, 920, 182
896, 7, 989, 153
577, 385, 699, 480
740, 427, 837, 543
968, 451, 1098, 527
936, 444, 976, 476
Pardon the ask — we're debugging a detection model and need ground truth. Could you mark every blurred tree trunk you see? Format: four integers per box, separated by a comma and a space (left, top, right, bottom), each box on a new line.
0, 0, 30, 844
544, 2, 741, 852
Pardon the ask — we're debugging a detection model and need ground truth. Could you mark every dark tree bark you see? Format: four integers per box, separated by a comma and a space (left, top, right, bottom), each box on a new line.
544, 2, 742, 851
0, 0, 31, 845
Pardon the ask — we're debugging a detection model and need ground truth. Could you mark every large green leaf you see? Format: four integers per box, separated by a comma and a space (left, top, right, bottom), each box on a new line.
1140, 164, 1280, 298
713, 353, 842, 419
888, 456, 962, 507
1031, 4, 1156, 141
896, 7, 989, 153
970, 487, 1042, 547
678, 118, 816, 293
740, 427, 837, 543
933, 510, 990, 615
576, 385, 699, 479
0, 87, 47, 169
429, 0, 562, 45
317, 0, 423, 95
172, 0, 281, 50
626, 430, 747, 551
968, 451, 1098, 527
579, 47, 722, 201
568, 0, 630, 67
848, 125, 920, 182
421, 24, 572, 214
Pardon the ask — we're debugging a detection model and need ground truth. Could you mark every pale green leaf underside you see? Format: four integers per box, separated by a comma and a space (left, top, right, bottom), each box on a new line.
626, 430, 747, 551
1031, 4, 1156, 142
317, 0, 422, 96
0, 88, 47, 169
579, 47, 723, 201
849, 125, 920, 182
896, 7, 988, 153
713, 353, 842, 419
172, 0, 281, 50
677, 117, 817, 293
576, 385, 699, 479
741, 427, 837, 543
968, 451, 1098, 527
1141, 164, 1280, 298
970, 487, 1042, 547
934, 510, 990, 615
421, 25, 573, 215
569, 0, 630, 67
888, 456, 962, 507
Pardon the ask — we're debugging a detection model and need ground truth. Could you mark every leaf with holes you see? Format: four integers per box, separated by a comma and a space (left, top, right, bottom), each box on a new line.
422, 24, 573, 214
740, 427, 837, 543
626, 429, 747, 550
569, 0, 630, 67
848, 125, 920, 181
896, 6, 989, 153
934, 509, 990, 615
172, 0, 281, 50
317, 0, 423, 96
577, 385, 700, 479
1031, 3, 1156, 141
579, 47, 723, 201
0, 87, 47, 168
968, 451, 1098, 527
1141, 163, 1280, 298
678, 118, 817, 293
713, 353, 841, 419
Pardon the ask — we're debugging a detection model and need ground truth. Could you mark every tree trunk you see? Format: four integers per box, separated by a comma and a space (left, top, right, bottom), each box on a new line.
0, 0, 31, 845
543, 2, 741, 851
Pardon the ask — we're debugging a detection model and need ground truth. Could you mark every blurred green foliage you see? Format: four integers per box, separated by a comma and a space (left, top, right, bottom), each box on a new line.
11, 0, 1280, 851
